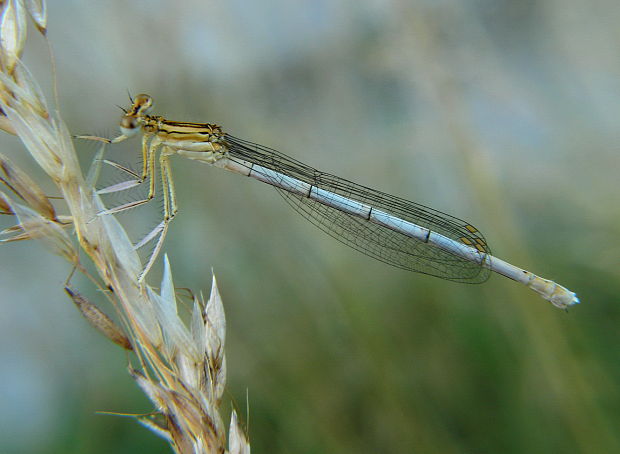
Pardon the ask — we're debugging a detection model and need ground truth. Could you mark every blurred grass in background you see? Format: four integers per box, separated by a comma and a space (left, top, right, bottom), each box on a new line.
1, 0, 619, 453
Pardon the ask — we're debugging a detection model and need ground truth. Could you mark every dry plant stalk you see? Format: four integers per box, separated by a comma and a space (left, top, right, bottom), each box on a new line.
0, 2, 250, 453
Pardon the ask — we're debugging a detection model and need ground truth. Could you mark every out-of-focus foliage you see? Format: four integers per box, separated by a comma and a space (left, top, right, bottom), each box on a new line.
0, 1, 618, 453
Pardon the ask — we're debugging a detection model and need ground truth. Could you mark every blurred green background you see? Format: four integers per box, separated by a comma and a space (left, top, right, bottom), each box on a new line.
1, 0, 619, 453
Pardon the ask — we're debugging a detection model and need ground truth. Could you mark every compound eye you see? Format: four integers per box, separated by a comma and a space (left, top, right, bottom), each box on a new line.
134, 94, 153, 114
120, 115, 140, 136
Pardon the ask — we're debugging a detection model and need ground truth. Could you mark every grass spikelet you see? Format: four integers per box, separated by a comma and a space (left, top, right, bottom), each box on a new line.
0, 2, 250, 452
65, 286, 133, 351
0, 151, 56, 218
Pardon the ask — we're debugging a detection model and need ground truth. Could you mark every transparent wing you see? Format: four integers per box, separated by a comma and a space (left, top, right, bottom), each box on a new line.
225, 134, 491, 283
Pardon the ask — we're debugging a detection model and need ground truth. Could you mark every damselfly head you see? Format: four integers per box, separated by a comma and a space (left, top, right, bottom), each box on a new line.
120, 94, 153, 136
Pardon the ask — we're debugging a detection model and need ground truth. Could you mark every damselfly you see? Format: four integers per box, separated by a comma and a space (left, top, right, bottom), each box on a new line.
80, 94, 579, 309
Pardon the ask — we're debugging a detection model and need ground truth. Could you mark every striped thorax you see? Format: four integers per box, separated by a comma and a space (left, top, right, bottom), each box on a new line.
120, 94, 228, 162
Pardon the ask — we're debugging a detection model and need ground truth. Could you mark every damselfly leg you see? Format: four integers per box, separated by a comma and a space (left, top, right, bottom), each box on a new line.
77, 129, 178, 281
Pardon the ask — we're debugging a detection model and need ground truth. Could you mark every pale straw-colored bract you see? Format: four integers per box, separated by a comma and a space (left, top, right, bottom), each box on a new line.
0, 1, 250, 453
